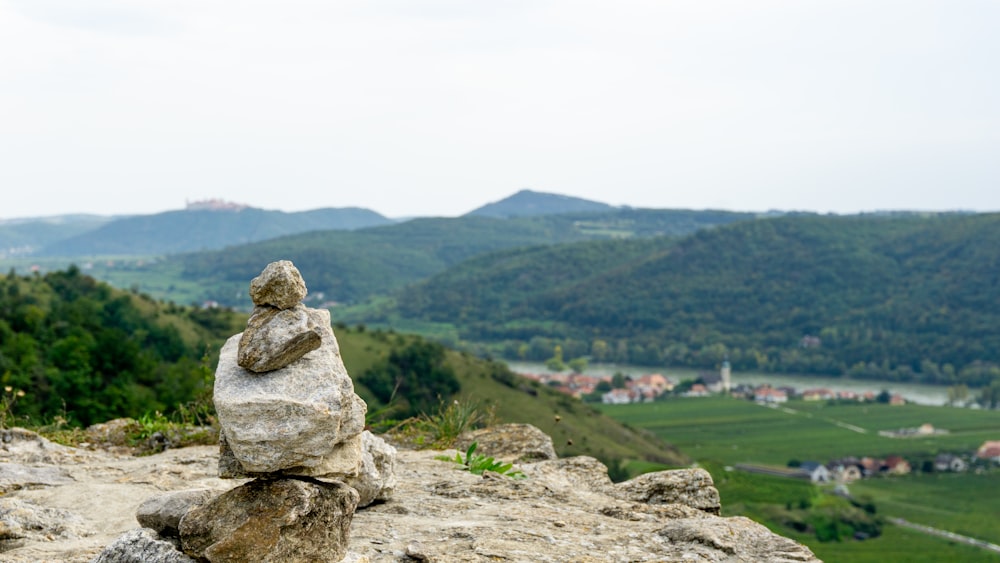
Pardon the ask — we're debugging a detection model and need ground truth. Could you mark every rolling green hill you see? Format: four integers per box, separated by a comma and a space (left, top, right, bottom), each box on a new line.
0, 215, 113, 257
164, 208, 753, 308
38, 207, 393, 256
384, 213, 1000, 385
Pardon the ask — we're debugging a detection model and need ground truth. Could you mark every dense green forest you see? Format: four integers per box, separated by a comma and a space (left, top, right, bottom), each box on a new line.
381, 213, 1000, 386
0, 267, 244, 426
171, 208, 753, 307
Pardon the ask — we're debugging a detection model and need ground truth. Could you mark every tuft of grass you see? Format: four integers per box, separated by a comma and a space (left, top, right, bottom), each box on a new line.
36, 414, 89, 447
420, 398, 492, 447
436, 441, 526, 479
385, 398, 494, 449
120, 410, 218, 455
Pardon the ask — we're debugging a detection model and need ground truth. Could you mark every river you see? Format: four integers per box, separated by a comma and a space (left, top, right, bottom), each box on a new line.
504, 361, 954, 406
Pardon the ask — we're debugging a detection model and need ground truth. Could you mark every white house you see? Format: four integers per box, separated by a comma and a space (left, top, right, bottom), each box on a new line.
798, 461, 831, 483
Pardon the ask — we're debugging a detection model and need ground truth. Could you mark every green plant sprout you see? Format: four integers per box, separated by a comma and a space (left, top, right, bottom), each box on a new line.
436, 441, 526, 479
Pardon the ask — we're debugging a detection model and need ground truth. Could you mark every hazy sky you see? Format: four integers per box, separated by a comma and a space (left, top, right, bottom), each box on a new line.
2, 1, 998, 219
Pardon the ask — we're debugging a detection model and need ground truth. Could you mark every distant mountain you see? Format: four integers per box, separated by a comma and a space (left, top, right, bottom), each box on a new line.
166, 208, 753, 307
0, 215, 113, 258
465, 189, 615, 218
37, 207, 393, 256
388, 212, 1000, 386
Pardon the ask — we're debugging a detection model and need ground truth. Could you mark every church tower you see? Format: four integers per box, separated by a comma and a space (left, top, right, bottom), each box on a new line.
721, 359, 732, 394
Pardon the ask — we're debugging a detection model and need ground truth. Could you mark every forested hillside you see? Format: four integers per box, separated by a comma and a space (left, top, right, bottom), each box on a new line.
390, 213, 1000, 386
38, 207, 392, 256
172, 208, 753, 307
0, 267, 685, 466
0, 267, 244, 426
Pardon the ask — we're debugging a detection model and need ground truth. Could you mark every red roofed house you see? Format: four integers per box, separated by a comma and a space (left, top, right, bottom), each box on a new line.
976, 441, 1000, 462
881, 456, 911, 475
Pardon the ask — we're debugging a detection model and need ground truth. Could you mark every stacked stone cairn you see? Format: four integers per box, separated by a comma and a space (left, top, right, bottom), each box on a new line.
110, 261, 396, 563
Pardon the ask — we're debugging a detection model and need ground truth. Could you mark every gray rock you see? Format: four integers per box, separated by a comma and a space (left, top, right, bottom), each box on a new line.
84, 419, 140, 449
179, 478, 359, 563
249, 260, 307, 310
214, 314, 367, 476
237, 305, 324, 373
1, 497, 88, 548
136, 489, 214, 538
522, 455, 613, 491
0, 462, 74, 494
217, 431, 364, 485
90, 528, 197, 563
456, 423, 557, 463
216, 431, 248, 479
658, 516, 819, 562
1, 427, 80, 463
613, 467, 722, 515
341, 430, 397, 507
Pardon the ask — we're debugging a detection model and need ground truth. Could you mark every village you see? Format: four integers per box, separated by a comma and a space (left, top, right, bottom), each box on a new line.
514, 361, 908, 407
514, 364, 1000, 484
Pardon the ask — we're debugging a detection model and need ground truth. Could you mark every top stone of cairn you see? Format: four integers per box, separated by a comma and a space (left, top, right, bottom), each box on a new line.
249, 260, 308, 310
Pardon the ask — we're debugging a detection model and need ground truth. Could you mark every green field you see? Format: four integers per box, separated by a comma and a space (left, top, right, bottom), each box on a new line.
0, 255, 212, 306
850, 472, 1000, 544
600, 397, 1000, 562
603, 397, 999, 466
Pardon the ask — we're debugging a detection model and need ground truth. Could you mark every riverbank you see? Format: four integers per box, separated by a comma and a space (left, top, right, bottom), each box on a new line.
505, 361, 954, 406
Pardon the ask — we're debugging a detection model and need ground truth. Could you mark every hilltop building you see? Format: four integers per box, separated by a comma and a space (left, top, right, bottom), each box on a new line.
185, 198, 248, 212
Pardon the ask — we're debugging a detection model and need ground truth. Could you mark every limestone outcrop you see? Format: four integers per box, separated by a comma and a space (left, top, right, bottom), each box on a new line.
456, 423, 558, 462
612, 467, 722, 514
0, 426, 821, 563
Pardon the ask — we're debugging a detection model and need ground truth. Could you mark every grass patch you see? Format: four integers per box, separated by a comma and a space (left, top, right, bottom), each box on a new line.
850, 472, 1000, 545
805, 523, 1000, 563
383, 398, 495, 449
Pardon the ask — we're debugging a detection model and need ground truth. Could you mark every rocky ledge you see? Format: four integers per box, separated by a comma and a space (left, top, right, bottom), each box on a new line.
0, 427, 819, 562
